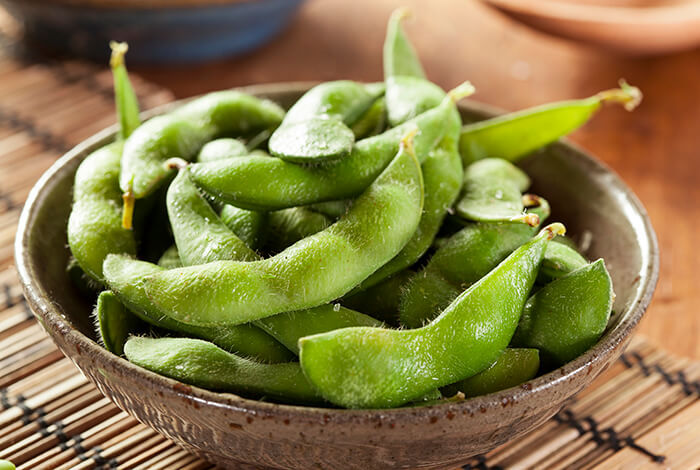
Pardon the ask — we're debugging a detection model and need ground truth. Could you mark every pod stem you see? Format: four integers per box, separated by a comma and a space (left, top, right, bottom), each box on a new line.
448, 81, 476, 103
522, 193, 542, 208
540, 222, 566, 240
109, 41, 128, 69
596, 79, 642, 111
165, 157, 189, 170
510, 212, 540, 227
391, 6, 412, 23
121, 183, 135, 230
399, 126, 419, 156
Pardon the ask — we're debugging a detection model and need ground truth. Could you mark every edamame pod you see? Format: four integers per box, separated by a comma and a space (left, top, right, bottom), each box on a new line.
383, 8, 426, 80
167, 168, 258, 265
103, 257, 293, 363
268, 81, 384, 162
455, 158, 538, 226
120, 91, 285, 226
188, 84, 472, 211
540, 239, 588, 283
354, 106, 462, 291
399, 197, 550, 328
0, 460, 15, 470
68, 142, 136, 281
307, 200, 352, 219
441, 348, 540, 398
134, 130, 425, 326
220, 205, 268, 251
94, 290, 144, 356
351, 96, 387, 139
459, 81, 642, 165
109, 42, 140, 140
511, 259, 614, 367
299, 223, 564, 409
124, 337, 323, 405
157, 245, 181, 269
255, 304, 382, 355
196, 138, 248, 163
342, 270, 413, 325
265, 207, 333, 254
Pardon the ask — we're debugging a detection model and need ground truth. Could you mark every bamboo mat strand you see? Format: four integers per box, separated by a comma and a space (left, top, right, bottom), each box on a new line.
0, 9, 698, 469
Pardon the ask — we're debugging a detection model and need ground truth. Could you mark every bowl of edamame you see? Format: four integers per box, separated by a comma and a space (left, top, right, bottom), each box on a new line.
15, 11, 658, 470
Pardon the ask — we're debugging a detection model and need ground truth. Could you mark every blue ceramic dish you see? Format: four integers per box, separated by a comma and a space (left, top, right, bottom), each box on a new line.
0, 0, 305, 63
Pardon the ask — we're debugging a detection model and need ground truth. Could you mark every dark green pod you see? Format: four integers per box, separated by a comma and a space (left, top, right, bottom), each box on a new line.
299, 224, 563, 408
220, 205, 268, 251
94, 290, 144, 356
511, 260, 614, 367
103, 257, 293, 363
124, 337, 323, 405
399, 198, 550, 328
167, 169, 258, 265
441, 348, 539, 398
67, 142, 136, 281
255, 304, 382, 355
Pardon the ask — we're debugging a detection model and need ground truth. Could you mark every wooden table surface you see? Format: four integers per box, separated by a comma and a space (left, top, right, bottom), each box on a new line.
133, 0, 699, 359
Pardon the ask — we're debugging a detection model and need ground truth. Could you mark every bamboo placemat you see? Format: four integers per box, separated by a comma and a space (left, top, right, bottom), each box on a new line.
1, 10, 699, 470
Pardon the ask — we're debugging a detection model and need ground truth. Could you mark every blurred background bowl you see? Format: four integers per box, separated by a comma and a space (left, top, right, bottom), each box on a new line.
481, 0, 700, 55
0, 0, 306, 63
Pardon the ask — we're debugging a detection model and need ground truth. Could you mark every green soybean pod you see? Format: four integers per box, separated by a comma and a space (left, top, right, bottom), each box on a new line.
220, 205, 268, 251
341, 270, 413, 325
399, 197, 550, 328
268, 81, 384, 162
539, 239, 588, 283
441, 348, 540, 398
157, 245, 182, 269
187, 84, 472, 211
0, 460, 15, 470
67, 142, 136, 281
307, 200, 352, 219
298, 223, 564, 409
120, 90, 285, 227
124, 337, 323, 405
511, 259, 614, 367
135, 131, 425, 326
351, 96, 387, 139
197, 138, 248, 163
166, 168, 258, 265
265, 207, 333, 254
94, 290, 144, 356
103, 257, 293, 363
459, 81, 642, 165
354, 113, 462, 291
255, 304, 382, 355
109, 42, 140, 140
383, 8, 426, 80
455, 158, 538, 226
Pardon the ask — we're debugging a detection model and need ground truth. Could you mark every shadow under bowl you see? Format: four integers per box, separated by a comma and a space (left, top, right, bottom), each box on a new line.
15, 83, 659, 470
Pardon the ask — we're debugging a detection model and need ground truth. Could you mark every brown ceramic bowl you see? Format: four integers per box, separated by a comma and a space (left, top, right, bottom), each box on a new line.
15, 83, 659, 470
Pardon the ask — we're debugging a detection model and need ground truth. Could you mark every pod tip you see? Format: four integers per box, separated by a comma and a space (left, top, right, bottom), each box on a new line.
597, 79, 642, 111
511, 212, 540, 227
399, 126, 419, 156
541, 222, 566, 240
448, 81, 476, 103
164, 157, 189, 170
109, 41, 128, 69
522, 193, 542, 208
392, 7, 412, 22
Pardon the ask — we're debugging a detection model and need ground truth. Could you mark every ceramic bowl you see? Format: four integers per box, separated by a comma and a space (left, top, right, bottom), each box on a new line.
481, 0, 700, 56
0, 0, 305, 63
15, 83, 659, 470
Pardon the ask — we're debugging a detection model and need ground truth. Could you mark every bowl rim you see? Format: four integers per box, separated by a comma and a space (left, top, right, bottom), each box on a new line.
15, 81, 659, 422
